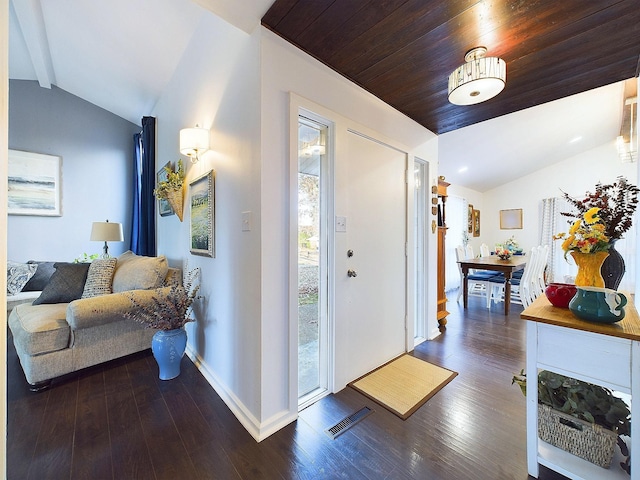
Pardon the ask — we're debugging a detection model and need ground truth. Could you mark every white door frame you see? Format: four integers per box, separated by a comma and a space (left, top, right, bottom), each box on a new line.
288, 93, 418, 409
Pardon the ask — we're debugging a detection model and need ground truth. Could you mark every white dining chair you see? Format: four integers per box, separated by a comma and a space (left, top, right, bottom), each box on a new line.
480, 243, 491, 257
455, 245, 495, 308
490, 246, 541, 308
465, 244, 475, 259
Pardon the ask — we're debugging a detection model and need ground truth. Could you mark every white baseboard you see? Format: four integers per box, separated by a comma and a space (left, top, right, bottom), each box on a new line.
185, 346, 298, 442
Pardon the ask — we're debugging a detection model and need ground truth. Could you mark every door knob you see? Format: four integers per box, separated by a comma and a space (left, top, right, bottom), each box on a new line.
347, 269, 357, 278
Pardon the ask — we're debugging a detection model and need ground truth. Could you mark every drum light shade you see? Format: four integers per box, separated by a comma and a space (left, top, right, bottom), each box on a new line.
180, 126, 209, 163
448, 47, 506, 106
90, 220, 124, 258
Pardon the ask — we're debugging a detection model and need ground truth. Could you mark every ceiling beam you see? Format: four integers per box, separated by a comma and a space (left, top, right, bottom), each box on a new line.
10, 0, 54, 88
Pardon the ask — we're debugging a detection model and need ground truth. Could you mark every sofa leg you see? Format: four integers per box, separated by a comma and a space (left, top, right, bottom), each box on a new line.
29, 380, 52, 392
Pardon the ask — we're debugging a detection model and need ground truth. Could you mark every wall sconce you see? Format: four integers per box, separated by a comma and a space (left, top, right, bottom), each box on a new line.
180, 125, 209, 163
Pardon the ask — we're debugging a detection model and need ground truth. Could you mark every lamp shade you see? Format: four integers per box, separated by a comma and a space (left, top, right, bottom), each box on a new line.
90, 221, 124, 242
180, 126, 209, 160
448, 47, 506, 106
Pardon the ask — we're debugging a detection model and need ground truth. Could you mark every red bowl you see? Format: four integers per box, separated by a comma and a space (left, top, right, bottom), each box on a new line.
545, 283, 578, 308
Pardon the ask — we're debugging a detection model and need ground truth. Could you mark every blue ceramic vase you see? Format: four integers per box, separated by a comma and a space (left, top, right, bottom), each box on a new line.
152, 327, 187, 380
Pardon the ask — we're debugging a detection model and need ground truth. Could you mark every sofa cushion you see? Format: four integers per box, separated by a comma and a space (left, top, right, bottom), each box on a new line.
23, 261, 56, 291
81, 258, 117, 298
7, 261, 38, 295
8, 303, 70, 355
7, 290, 41, 315
112, 251, 168, 293
32, 262, 90, 305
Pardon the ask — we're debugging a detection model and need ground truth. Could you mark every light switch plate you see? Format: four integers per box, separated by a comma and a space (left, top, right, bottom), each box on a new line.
335, 216, 347, 232
242, 211, 252, 231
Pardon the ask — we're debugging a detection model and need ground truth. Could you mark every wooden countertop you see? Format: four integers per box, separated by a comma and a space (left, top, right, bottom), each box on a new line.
521, 293, 640, 342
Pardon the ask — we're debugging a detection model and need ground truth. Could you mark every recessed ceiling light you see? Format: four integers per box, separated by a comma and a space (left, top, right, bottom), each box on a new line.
458, 166, 468, 173
569, 136, 583, 143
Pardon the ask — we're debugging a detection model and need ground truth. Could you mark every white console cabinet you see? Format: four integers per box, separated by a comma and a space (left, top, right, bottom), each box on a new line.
521, 295, 639, 480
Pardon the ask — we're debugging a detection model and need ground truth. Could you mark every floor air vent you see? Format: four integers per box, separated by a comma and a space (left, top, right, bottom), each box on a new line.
325, 406, 374, 439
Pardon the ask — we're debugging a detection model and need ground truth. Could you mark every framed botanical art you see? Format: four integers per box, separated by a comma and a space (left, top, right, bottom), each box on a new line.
473, 209, 480, 237
189, 170, 215, 257
467, 204, 474, 233
157, 162, 174, 217
8, 150, 62, 216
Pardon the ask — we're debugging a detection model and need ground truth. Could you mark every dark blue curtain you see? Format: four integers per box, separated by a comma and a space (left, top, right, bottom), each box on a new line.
130, 116, 156, 256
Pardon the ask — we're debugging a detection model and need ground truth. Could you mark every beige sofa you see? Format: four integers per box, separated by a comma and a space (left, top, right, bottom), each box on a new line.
8, 252, 180, 391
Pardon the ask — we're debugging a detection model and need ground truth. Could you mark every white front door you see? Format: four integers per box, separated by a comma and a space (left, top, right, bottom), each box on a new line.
334, 130, 407, 387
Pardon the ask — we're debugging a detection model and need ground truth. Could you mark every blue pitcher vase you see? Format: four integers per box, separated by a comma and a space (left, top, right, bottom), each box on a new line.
152, 327, 187, 380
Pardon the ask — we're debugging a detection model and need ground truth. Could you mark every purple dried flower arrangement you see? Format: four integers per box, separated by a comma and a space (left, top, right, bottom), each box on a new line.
125, 267, 201, 330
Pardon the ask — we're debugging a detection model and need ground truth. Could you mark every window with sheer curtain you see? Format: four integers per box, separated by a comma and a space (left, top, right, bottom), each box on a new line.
541, 197, 635, 292
445, 195, 467, 294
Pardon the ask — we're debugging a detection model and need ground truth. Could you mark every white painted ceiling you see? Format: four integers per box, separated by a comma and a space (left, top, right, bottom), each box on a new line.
8, 0, 631, 193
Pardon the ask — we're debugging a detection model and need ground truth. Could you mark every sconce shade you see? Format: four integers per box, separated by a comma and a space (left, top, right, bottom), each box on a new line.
180, 126, 209, 162
448, 47, 506, 106
617, 94, 637, 163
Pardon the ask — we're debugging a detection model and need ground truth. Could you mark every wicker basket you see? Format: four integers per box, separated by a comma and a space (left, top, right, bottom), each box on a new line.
537, 404, 618, 468
165, 188, 184, 222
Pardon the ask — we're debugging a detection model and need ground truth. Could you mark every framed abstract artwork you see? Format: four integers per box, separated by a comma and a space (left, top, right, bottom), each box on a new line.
467, 204, 474, 233
189, 170, 215, 257
8, 150, 62, 216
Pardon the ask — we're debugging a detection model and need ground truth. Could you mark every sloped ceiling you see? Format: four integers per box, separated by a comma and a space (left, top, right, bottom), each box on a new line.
8, 0, 639, 192
8, 0, 274, 125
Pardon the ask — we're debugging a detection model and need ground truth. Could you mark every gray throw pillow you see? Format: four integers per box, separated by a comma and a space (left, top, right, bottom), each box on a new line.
7, 261, 38, 295
23, 261, 57, 291
32, 262, 90, 305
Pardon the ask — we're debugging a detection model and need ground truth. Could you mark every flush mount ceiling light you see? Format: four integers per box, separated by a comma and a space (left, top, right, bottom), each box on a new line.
448, 47, 506, 106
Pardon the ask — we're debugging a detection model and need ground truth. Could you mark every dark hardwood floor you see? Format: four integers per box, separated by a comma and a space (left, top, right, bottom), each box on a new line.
7, 297, 571, 479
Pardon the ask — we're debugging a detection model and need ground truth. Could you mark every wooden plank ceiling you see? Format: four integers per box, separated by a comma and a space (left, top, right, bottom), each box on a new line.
262, 0, 640, 135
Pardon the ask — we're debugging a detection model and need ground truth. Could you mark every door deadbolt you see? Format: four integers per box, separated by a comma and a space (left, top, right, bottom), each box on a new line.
347, 269, 357, 277
347, 249, 354, 257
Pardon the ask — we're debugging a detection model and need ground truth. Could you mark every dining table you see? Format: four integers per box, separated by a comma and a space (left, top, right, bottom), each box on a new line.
459, 255, 527, 315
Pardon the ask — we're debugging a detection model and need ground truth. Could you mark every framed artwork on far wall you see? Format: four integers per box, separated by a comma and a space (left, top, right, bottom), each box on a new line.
189, 170, 215, 257
500, 208, 523, 229
473, 209, 480, 237
467, 204, 474, 233
157, 162, 174, 217
8, 149, 62, 216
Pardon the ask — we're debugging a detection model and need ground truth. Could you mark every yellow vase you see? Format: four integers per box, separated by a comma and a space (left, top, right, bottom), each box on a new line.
570, 251, 609, 288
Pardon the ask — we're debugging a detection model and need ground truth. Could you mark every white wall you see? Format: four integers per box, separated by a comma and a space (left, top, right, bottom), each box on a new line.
152, 17, 438, 440
260, 27, 438, 436
483, 142, 637, 253
446, 141, 638, 294
152, 11, 262, 434
447, 183, 484, 254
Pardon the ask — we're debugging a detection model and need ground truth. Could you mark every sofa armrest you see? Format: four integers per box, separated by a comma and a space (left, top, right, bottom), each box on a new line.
67, 287, 170, 330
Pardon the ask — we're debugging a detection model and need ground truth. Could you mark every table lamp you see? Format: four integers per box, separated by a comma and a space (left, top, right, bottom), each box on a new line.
90, 220, 124, 258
